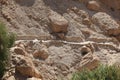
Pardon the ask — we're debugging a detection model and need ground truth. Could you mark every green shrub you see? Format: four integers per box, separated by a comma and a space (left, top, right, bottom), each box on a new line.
72, 65, 120, 80
0, 22, 15, 78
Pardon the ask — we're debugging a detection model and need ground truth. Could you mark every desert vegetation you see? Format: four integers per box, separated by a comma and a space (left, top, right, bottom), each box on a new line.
0, 22, 15, 78
72, 65, 120, 80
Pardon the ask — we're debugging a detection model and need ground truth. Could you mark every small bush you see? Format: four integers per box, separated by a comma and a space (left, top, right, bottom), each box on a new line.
0, 22, 15, 78
72, 65, 120, 80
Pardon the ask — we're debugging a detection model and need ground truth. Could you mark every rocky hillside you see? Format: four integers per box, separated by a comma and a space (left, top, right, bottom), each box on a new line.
0, 0, 120, 80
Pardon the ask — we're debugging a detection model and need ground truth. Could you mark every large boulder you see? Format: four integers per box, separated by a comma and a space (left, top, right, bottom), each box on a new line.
48, 12, 68, 33
92, 12, 120, 36
33, 49, 49, 60
77, 52, 100, 71
15, 55, 42, 78
87, 1, 101, 11
65, 23, 85, 42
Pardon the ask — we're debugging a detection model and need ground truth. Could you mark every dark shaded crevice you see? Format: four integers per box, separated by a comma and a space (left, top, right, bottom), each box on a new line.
110, 7, 115, 12
81, 51, 88, 56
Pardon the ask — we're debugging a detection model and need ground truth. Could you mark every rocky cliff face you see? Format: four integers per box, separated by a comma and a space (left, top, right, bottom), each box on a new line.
100, 0, 120, 10
0, 0, 120, 80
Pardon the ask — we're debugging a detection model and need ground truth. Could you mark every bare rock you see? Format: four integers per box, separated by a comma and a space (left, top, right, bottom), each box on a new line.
65, 36, 84, 42
77, 53, 100, 71
75, 9, 89, 19
100, 0, 120, 10
87, 1, 101, 11
2, 10, 12, 21
82, 18, 91, 26
57, 33, 65, 39
110, 54, 120, 67
88, 33, 109, 43
49, 12, 68, 33
65, 24, 85, 42
2, 71, 15, 80
76, 45, 99, 71
14, 47, 27, 56
80, 46, 92, 56
15, 56, 42, 78
80, 28, 96, 38
92, 12, 120, 36
33, 48, 49, 60
6, 76, 15, 80
15, 41, 26, 50
71, 7, 79, 14
27, 77, 42, 80
0, 0, 9, 5
47, 45, 82, 70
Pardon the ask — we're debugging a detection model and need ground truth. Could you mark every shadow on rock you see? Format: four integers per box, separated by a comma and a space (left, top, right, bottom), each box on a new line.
15, 0, 35, 7
43, 0, 82, 14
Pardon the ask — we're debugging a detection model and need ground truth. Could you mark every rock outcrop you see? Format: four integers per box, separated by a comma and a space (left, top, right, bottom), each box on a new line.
100, 0, 120, 10
76, 45, 100, 71
92, 12, 120, 36
77, 53, 100, 70
15, 56, 42, 78
49, 12, 68, 33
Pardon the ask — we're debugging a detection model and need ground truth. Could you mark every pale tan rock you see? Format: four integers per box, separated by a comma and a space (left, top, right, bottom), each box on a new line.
80, 28, 96, 38
87, 1, 100, 11
82, 18, 91, 26
15, 41, 26, 50
68, 8, 89, 19
76, 45, 99, 71
27, 77, 42, 80
77, 53, 100, 71
49, 12, 68, 33
92, 12, 120, 35
2, 71, 15, 80
110, 54, 120, 67
7, 76, 15, 80
16, 56, 42, 78
77, 10, 89, 18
